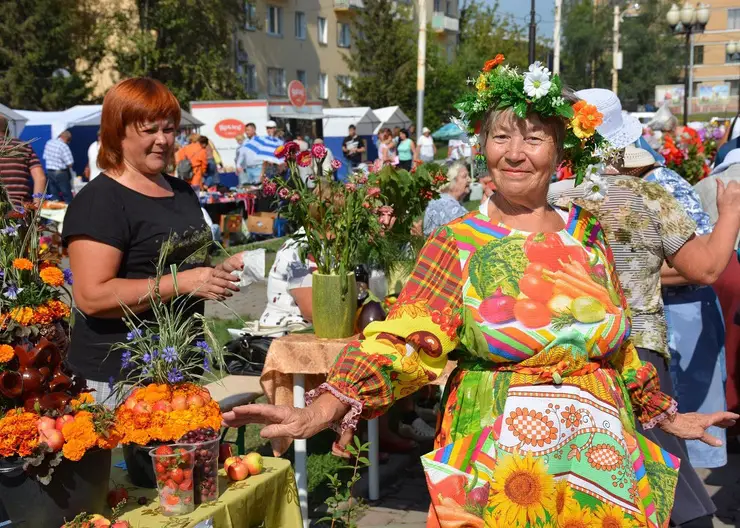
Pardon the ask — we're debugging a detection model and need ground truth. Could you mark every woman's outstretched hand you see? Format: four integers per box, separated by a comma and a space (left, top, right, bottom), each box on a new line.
659, 411, 738, 446
221, 393, 350, 440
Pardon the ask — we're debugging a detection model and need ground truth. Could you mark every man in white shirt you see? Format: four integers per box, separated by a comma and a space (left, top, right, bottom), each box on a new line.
42, 130, 75, 203
86, 132, 101, 181
416, 127, 436, 163
236, 122, 261, 185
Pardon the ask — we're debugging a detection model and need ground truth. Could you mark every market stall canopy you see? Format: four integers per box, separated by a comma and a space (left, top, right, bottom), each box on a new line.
432, 123, 465, 141
372, 106, 411, 135
267, 100, 324, 120
70, 105, 204, 128
16, 105, 100, 138
0, 103, 28, 137
322, 107, 379, 137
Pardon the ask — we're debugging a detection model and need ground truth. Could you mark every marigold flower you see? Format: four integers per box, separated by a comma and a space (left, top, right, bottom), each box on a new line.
12, 258, 33, 271
10, 307, 33, 326
39, 267, 64, 287
570, 101, 603, 139
482, 54, 505, 72
0, 411, 40, 458
0, 344, 14, 363
32, 305, 54, 325
46, 299, 71, 318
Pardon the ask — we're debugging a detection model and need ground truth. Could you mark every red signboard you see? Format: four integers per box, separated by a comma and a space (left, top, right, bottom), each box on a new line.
288, 80, 307, 108
214, 119, 245, 139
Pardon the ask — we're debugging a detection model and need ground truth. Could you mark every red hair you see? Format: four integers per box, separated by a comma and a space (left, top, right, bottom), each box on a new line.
98, 77, 181, 171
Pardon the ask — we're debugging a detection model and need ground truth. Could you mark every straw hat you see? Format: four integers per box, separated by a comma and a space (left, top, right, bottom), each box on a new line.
622, 146, 656, 169
575, 89, 643, 150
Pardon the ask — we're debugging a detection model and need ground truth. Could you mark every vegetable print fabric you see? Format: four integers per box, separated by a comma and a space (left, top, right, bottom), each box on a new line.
319, 204, 679, 527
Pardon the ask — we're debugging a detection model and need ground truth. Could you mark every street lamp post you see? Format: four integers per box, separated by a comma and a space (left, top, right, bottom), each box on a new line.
666, 2, 710, 125
728, 41, 740, 112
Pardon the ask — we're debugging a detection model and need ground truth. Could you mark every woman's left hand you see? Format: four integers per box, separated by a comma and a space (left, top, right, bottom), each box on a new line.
216, 252, 245, 274
659, 411, 739, 446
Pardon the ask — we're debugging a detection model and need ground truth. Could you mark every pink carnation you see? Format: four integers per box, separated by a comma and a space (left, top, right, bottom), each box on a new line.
368, 159, 383, 174
311, 143, 327, 160
289, 193, 301, 203
331, 159, 342, 170
345, 183, 356, 192
278, 187, 290, 199
367, 186, 381, 198
358, 175, 369, 184
262, 181, 277, 196
297, 151, 312, 167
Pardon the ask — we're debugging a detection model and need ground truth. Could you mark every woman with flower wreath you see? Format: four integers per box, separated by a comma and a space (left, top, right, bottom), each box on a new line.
223, 57, 738, 527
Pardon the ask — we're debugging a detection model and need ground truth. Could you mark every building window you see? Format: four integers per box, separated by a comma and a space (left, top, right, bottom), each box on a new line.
297, 70, 307, 89
267, 5, 283, 36
446, 0, 453, 15
337, 23, 351, 48
318, 72, 328, 99
728, 50, 740, 64
692, 81, 700, 97
337, 75, 352, 101
317, 17, 328, 45
267, 67, 286, 96
295, 11, 306, 39
693, 45, 703, 65
434, 0, 441, 11
729, 80, 739, 97
728, 8, 740, 30
236, 63, 258, 94
245, 2, 257, 30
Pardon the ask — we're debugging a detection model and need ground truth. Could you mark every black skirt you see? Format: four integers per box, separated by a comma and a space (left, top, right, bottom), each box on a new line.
635, 347, 716, 525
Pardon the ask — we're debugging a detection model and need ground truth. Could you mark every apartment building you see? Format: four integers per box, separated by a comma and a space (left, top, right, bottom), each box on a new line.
690, 0, 740, 112
235, 0, 460, 107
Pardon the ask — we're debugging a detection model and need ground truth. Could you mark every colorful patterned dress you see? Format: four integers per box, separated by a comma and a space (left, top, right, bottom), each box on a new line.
310, 204, 679, 527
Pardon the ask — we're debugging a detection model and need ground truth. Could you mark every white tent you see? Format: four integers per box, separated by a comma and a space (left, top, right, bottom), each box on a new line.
0, 103, 28, 137
372, 106, 411, 134
69, 105, 204, 128
322, 107, 379, 137
16, 105, 101, 138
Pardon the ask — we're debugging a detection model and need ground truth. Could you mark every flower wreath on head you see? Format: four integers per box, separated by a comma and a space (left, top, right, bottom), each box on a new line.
455, 54, 606, 185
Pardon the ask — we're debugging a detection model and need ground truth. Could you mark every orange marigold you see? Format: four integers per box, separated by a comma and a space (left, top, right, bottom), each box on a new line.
12, 258, 33, 271
10, 307, 34, 326
71, 393, 95, 408
0, 344, 14, 363
39, 267, 64, 287
61, 411, 98, 461
46, 299, 71, 319
32, 305, 54, 325
0, 410, 40, 457
482, 53, 505, 72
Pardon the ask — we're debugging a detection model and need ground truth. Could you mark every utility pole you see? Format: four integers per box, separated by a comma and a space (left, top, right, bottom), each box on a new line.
553, 0, 562, 74
528, 0, 536, 63
612, 5, 620, 94
416, 0, 427, 141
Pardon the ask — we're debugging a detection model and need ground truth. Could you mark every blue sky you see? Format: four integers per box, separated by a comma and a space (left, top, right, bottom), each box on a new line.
494, 0, 555, 42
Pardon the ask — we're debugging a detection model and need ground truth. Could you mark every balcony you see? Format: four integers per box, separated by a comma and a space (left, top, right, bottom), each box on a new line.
432, 12, 459, 33
334, 0, 364, 11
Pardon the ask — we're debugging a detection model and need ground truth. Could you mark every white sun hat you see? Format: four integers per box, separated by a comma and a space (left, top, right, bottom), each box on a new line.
710, 148, 740, 176
575, 88, 643, 150
622, 146, 656, 169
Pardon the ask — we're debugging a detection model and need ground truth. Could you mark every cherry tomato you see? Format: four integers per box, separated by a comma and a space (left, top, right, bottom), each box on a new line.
523, 233, 566, 271
514, 299, 552, 328
518, 274, 554, 303
525, 262, 546, 277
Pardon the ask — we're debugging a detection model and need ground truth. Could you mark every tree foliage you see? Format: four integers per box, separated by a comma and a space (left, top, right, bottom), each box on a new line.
0, 0, 106, 110
560, 0, 612, 91
110, 0, 248, 106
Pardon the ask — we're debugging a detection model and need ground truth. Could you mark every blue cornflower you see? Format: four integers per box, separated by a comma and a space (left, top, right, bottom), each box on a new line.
0, 226, 17, 237
195, 340, 213, 355
167, 368, 184, 384
162, 346, 178, 364
121, 350, 133, 369
108, 376, 115, 391
203, 356, 211, 373
32, 193, 43, 199
3, 285, 21, 300
45, 193, 53, 200
63, 268, 73, 285
142, 349, 158, 364
152, 334, 160, 341
17, 207, 24, 215
126, 328, 143, 341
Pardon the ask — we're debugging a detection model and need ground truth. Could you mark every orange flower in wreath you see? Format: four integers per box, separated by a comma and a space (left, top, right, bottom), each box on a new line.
12, 258, 33, 271
39, 267, 64, 287
0, 344, 14, 363
570, 101, 603, 139
482, 54, 505, 72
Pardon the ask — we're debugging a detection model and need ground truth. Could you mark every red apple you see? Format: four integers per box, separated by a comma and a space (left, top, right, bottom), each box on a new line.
186, 394, 204, 409
152, 400, 172, 413
39, 428, 64, 452
107, 485, 129, 508
55, 414, 75, 431
244, 452, 264, 476
36, 416, 56, 433
123, 397, 137, 411
89, 515, 111, 528
171, 395, 187, 411
223, 456, 241, 473
219, 443, 232, 463
133, 401, 151, 414
227, 461, 248, 481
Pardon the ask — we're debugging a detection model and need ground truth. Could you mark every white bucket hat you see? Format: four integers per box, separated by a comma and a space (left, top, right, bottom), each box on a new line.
622, 146, 656, 169
575, 88, 643, 150
710, 148, 740, 176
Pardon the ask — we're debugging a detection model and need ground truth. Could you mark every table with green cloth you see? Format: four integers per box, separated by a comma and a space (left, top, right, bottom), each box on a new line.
112, 450, 302, 527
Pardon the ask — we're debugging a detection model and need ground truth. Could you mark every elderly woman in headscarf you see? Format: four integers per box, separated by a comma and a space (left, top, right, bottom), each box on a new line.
224, 57, 737, 526
551, 88, 740, 526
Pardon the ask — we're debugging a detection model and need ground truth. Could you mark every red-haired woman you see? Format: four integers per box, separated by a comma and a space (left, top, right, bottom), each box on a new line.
62, 78, 243, 403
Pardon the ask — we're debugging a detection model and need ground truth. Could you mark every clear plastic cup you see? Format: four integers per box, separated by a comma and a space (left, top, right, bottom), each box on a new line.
149, 444, 196, 516
184, 438, 219, 504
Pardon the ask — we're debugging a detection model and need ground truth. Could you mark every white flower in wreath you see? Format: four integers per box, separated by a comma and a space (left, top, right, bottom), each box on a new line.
583, 169, 608, 201
551, 96, 566, 107
523, 62, 552, 100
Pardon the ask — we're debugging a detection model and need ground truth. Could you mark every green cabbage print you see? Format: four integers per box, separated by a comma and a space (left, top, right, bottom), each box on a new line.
644, 458, 679, 525
469, 235, 528, 298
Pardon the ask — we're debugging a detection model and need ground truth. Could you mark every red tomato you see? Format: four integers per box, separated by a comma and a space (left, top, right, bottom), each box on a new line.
514, 299, 552, 328
566, 245, 589, 267
518, 275, 554, 303
525, 262, 546, 277
523, 233, 566, 271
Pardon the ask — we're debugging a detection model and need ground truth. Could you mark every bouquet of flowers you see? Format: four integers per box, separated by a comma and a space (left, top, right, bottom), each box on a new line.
662, 127, 710, 185
111, 242, 225, 446
698, 122, 725, 165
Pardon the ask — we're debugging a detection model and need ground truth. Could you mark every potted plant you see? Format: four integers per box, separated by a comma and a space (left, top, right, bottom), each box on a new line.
0, 181, 119, 527
263, 142, 388, 338
110, 244, 226, 488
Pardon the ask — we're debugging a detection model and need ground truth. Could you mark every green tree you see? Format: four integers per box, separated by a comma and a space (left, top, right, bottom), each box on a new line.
0, 0, 106, 110
560, 0, 611, 91
110, 0, 248, 106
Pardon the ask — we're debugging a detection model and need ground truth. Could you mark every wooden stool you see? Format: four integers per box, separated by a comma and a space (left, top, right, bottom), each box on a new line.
206, 375, 264, 455
219, 214, 244, 247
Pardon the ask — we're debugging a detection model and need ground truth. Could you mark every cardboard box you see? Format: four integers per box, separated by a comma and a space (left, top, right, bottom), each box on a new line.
247, 212, 277, 235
